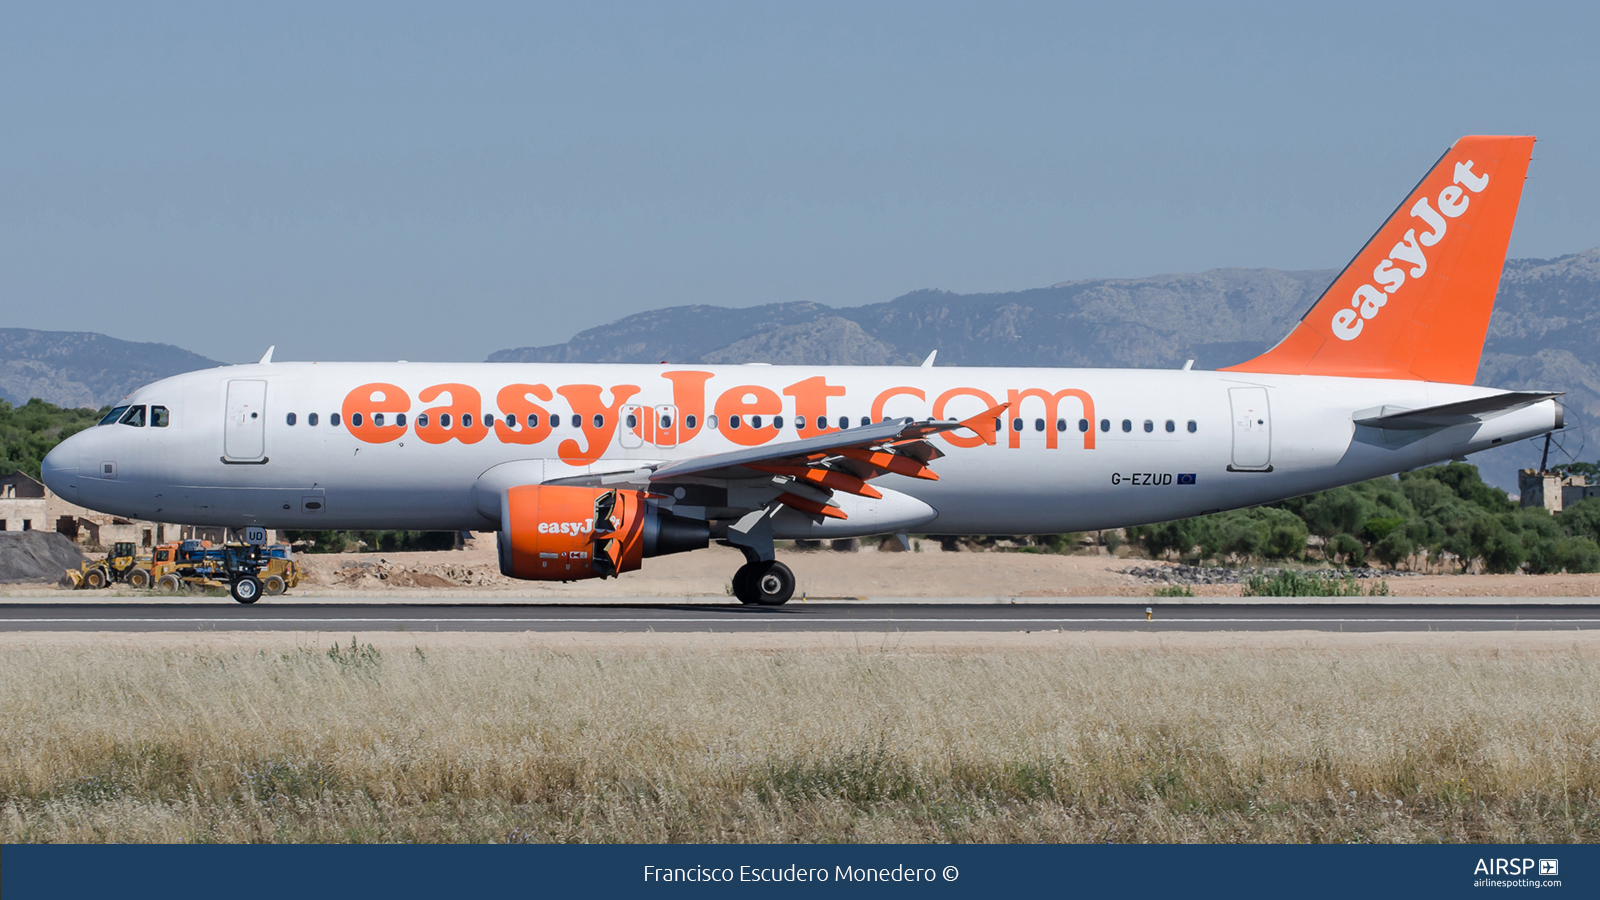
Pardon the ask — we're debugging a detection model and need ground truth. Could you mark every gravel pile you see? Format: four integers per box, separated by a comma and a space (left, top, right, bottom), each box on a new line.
1122, 564, 1401, 585
0, 532, 88, 583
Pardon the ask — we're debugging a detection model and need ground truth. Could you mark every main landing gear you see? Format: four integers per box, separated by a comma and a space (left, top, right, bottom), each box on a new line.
732, 559, 795, 606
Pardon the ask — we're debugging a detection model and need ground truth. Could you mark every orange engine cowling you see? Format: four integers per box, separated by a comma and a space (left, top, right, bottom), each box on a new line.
496, 485, 710, 581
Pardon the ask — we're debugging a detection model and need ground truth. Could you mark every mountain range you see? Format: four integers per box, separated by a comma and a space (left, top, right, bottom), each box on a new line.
7, 249, 1597, 490
0, 329, 221, 410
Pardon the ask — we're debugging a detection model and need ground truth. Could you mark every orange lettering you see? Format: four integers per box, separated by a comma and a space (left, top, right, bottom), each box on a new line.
715, 384, 784, 447
663, 371, 713, 442
341, 383, 410, 444
783, 376, 847, 435
1006, 388, 1096, 450
415, 384, 489, 445
494, 383, 555, 445
557, 384, 641, 463
932, 387, 999, 448
870, 386, 926, 422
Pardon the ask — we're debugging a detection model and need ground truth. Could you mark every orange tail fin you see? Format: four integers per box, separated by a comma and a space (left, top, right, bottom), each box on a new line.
1223, 135, 1534, 384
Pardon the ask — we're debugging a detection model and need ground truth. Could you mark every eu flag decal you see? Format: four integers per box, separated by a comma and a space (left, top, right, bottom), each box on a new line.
1177, 474, 1197, 485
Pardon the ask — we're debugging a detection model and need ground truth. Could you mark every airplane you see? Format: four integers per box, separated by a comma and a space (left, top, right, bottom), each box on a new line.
40, 135, 1563, 604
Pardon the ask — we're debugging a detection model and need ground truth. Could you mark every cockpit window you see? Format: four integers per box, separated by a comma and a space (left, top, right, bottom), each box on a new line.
100, 406, 129, 426
151, 406, 170, 427
119, 406, 146, 427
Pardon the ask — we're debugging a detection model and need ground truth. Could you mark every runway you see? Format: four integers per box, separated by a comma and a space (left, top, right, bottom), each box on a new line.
2, 601, 1599, 633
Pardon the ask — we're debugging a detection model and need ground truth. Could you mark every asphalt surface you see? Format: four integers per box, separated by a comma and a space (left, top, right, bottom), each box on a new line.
2, 602, 1599, 633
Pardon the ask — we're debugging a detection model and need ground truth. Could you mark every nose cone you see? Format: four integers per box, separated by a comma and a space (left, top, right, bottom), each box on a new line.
40, 437, 80, 504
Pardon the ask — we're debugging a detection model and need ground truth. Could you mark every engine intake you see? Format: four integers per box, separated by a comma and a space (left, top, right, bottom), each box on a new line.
496, 485, 709, 581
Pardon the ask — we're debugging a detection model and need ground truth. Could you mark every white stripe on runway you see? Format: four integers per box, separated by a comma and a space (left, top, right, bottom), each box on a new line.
5, 617, 1600, 626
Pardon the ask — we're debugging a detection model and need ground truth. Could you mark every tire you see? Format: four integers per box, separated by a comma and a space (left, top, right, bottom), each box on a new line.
156, 574, 182, 594
231, 576, 262, 604
263, 575, 286, 596
83, 568, 108, 590
732, 560, 795, 606
126, 568, 152, 590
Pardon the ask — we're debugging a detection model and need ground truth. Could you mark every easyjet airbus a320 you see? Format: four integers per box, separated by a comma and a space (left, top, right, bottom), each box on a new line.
41, 136, 1563, 603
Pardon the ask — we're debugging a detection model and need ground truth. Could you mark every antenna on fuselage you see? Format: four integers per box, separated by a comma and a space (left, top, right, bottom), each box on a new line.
258, 346, 275, 365
920, 350, 937, 367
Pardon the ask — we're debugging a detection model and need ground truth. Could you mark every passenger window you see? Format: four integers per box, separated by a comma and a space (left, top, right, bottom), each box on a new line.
1100, 419, 1110, 432
660, 414, 671, 429
397, 413, 407, 427
99, 406, 129, 426
1011, 418, 1023, 432
417, 413, 429, 428
152, 406, 170, 427
751, 415, 763, 429
817, 416, 828, 429
483, 414, 493, 427
1187, 420, 1197, 433
549, 414, 558, 428
527, 414, 539, 428
1121, 419, 1132, 432
374, 413, 385, 427
1056, 419, 1066, 432
1078, 419, 1089, 433
707, 415, 718, 430
626, 413, 638, 429
1165, 419, 1175, 433
331, 413, 341, 427
352, 413, 364, 427
120, 406, 146, 427
1143, 420, 1153, 433
774, 416, 784, 429
729, 415, 742, 429
462, 413, 472, 428
308, 413, 318, 426
1035, 418, 1045, 432
685, 414, 697, 429
594, 414, 604, 428
287, 412, 297, 426
838, 417, 849, 430
507, 413, 518, 428
796, 416, 807, 431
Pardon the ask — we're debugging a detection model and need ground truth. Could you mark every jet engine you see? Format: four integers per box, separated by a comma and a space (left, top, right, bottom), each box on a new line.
496, 485, 709, 581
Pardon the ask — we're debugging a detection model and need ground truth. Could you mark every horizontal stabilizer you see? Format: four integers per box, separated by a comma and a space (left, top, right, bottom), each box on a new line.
1354, 391, 1562, 431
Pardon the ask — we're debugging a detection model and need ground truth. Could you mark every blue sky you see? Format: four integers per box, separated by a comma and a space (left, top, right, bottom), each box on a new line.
3, 1, 1597, 362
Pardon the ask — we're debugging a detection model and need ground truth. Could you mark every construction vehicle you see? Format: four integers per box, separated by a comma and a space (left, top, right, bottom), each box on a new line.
64, 542, 152, 589
147, 540, 300, 601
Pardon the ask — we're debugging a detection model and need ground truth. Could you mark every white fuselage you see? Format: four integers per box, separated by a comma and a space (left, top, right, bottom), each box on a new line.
40, 362, 1558, 536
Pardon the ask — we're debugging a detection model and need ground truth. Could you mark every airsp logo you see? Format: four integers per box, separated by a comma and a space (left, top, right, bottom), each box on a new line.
1474, 858, 1545, 876
1540, 859, 1559, 876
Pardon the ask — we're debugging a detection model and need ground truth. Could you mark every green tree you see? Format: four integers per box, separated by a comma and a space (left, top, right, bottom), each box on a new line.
0, 398, 105, 479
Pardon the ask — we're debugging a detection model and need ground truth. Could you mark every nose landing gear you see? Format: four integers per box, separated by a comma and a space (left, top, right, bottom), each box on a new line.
732, 559, 795, 605
230, 575, 261, 604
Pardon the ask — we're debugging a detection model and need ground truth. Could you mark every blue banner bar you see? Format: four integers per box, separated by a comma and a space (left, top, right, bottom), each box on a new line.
2, 843, 1592, 898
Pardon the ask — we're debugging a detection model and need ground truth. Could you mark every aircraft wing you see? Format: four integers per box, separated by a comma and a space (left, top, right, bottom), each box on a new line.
545, 404, 1006, 520
1354, 391, 1562, 431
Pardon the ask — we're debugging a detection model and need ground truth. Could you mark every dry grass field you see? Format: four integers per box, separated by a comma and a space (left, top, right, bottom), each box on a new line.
2, 637, 1598, 844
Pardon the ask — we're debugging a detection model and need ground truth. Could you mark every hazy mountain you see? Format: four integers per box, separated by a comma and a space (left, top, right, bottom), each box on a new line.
492, 248, 1600, 490
0, 329, 223, 410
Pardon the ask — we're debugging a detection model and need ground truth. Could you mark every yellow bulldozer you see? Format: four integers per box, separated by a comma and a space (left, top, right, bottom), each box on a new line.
64, 542, 153, 589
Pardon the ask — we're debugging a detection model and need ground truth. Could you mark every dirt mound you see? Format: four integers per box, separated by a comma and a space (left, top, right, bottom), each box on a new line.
0, 532, 87, 584
303, 558, 513, 590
